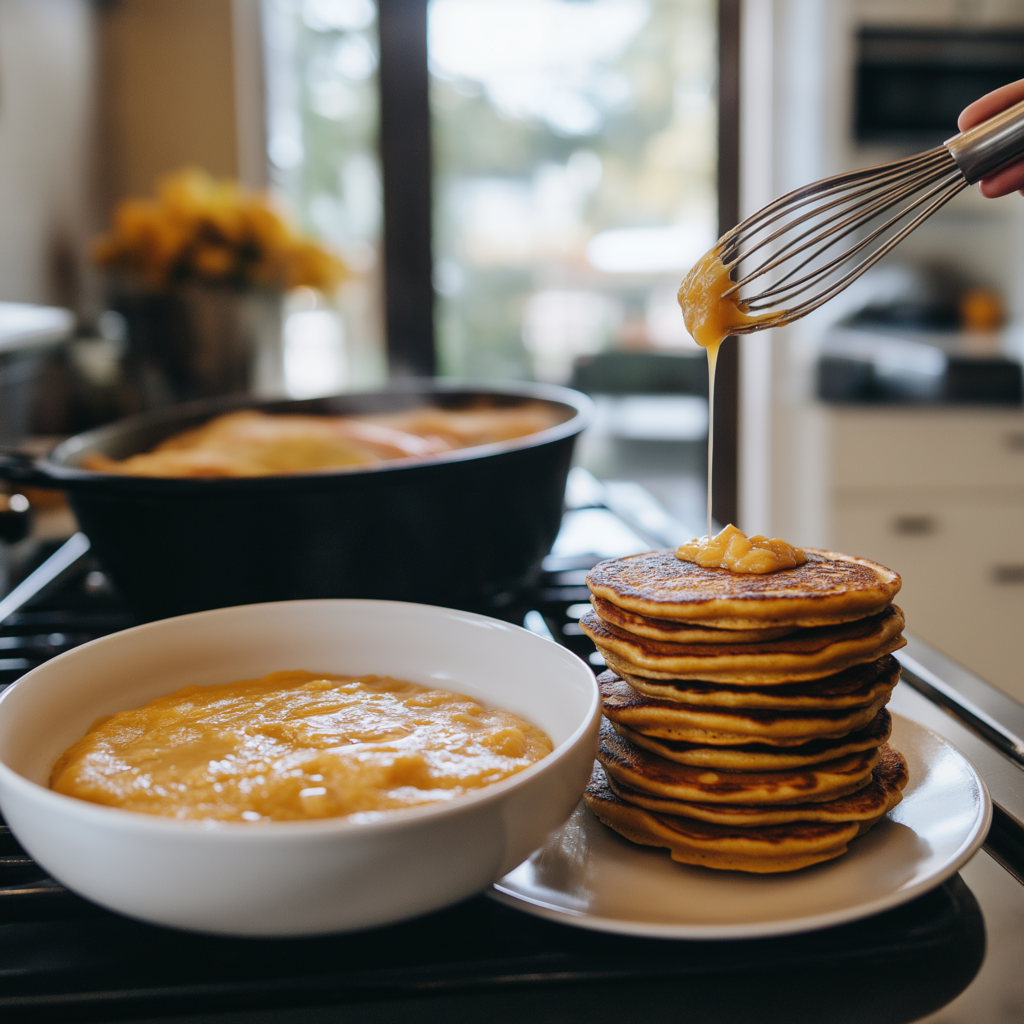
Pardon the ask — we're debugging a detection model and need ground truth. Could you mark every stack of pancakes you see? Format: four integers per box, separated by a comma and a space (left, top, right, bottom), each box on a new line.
579, 548, 911, 873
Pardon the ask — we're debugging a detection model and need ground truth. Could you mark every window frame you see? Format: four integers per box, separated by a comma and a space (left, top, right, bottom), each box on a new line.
372, 0, 741, 519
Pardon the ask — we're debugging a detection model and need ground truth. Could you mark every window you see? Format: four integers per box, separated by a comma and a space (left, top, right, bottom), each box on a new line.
262, 0, 738, 523
264, 0, 718, 385
262, 0, 386, 394
430, 0, 717, 383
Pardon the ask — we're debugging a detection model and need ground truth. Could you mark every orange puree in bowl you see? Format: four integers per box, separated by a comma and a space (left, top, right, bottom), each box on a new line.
49, 671, 553, 822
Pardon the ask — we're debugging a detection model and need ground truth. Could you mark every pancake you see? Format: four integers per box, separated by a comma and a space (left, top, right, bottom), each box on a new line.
598, 673, 892, 743
597, 718, 880, 804
582, 605, 906, 684
591, 595, 797, 643
604, 744, 908, 825
613, 707, 892, 770
585, 764, 872, 872
587, 549, 900, 629
619, 655, 900, 710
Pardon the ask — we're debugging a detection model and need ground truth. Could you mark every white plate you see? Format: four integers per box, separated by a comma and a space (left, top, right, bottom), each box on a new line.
491, 712, 992, 938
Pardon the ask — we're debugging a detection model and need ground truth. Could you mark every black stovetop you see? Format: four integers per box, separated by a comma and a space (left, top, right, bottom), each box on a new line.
0, 528, 1008, 1023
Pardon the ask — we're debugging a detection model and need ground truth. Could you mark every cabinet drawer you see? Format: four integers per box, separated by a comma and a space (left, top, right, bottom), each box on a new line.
833, 496, 1024, 702
829, 407, 1024, 489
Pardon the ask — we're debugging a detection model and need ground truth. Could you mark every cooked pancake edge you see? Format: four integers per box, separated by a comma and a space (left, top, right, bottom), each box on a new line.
587, 607, 906, 684
598, 675, 893, 742
597, 718, 881, 804
604, 744, 907, 823
619, 655, 901, 709
591, 595, 798, 643
584, 765, 855, 872
612, 707, 893, 769
586, 549, 901, 628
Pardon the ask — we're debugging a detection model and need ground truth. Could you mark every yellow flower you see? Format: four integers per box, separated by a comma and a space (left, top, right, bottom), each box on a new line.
93, 167, 348, 292
190, 243, 235, 281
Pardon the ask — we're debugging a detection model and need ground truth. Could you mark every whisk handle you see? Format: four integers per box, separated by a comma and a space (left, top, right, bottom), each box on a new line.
945, 97, 1024, 184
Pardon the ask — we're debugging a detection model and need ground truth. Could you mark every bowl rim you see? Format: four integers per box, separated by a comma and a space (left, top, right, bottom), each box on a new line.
37, 379, 594, 493
0, 598, 600, 840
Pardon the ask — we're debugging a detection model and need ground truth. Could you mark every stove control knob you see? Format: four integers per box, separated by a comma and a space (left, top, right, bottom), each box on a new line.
0, 492, 31, 543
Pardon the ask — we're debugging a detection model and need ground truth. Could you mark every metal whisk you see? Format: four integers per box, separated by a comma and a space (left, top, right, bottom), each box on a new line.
720, 97, 1024, 331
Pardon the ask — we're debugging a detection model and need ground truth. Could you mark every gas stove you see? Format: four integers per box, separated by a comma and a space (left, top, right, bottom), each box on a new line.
0, 481, 1022, 1022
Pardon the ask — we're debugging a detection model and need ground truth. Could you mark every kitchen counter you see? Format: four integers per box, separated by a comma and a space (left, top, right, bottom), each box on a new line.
0, 487, 1022, 1022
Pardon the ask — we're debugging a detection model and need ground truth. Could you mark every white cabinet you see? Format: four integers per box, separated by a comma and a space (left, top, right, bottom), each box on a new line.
829, 408, 1024, 490
813, 407, 1024, 702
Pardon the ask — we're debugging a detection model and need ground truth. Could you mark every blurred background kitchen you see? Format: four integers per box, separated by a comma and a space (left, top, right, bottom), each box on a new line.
3, 0, 1024, 702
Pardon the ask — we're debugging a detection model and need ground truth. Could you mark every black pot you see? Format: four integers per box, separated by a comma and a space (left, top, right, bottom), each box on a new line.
0, 381, 591, 620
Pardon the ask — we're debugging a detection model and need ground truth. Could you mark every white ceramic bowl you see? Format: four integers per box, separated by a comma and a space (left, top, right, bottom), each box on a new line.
0, 599, 599, 936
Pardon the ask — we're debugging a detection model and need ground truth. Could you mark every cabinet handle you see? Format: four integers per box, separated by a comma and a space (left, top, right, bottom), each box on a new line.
892, 515, 936, 536
993, 565, 1024, 584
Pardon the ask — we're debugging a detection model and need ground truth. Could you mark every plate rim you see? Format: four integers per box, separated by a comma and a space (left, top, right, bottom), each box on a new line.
489, 711, 993, 939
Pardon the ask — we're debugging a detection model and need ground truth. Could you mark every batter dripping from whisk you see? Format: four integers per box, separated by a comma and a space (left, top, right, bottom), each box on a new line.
677, 242, 780, 545
675, 78, 1024, 567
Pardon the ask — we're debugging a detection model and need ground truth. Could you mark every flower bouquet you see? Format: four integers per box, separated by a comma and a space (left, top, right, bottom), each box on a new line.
94, 168, 346, 406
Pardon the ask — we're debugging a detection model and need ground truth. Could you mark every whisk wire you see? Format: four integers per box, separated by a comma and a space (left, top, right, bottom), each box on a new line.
702, 97, 1024, 333
718, 149, 950, 266
777, 180, 968, 321
710, 146, 974, 325
735, 176, 968, 329
734, 157, 957, 296
732, 149, 953, 252
726, 148, 952, 241
744, 169, 966, 308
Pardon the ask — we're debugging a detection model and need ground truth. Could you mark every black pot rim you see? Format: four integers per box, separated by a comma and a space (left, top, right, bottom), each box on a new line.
35, 379, 593, 494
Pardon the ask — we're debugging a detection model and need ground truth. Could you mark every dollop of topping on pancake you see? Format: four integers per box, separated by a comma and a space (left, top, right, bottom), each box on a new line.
677, 524, 807, 574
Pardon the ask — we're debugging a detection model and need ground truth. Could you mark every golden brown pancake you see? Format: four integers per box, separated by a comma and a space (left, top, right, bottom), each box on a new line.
614, 707, 892, 770
619, 655, 900, 710
604, 744, 908, 825
591, 595, 797, 643
586, 549, 901, 629
598, 673, 892, 744
582, 606, 906, 684
585, 764, 878, 872
597, 718, 880, 804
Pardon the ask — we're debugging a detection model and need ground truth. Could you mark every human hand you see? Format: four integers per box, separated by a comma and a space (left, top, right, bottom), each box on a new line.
958, 79, 1024, 198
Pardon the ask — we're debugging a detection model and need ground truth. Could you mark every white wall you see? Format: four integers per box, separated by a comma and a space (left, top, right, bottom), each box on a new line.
0, 1, 265, 319
0, 0, 97, 314
739, 0, 852, 544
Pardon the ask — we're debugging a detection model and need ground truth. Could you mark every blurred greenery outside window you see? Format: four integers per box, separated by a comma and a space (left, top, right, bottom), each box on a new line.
263, 0, 387, 396
430, 0, 717, 383
263, 0, 716, 391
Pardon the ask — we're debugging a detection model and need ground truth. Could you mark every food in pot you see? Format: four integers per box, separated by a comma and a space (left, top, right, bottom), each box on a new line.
82, 402, 566, 477
49, 670, 553, 822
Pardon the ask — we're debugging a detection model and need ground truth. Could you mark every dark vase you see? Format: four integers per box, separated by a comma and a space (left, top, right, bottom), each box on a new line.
113, 285, 284, 410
